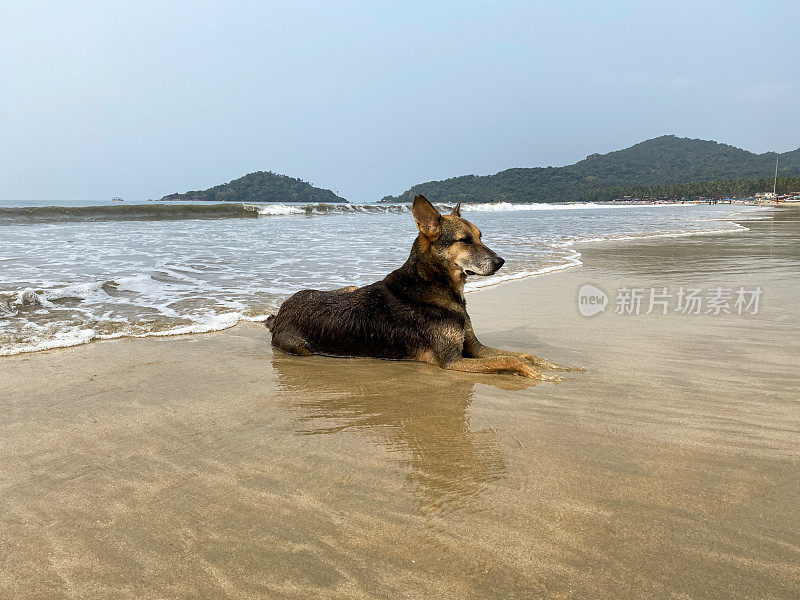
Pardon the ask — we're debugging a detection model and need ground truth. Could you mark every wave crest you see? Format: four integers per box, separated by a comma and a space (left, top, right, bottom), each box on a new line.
0, 200, 681, 224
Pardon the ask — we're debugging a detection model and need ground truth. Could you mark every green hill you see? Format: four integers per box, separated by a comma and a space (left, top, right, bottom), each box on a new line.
380, 135, 800, 203
161, 171, 347, 203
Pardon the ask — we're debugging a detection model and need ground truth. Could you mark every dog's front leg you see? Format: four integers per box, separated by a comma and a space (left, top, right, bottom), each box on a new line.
446, 356, 563, 381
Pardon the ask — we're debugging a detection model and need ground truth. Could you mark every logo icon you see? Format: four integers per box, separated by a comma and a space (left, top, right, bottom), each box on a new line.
578, 284, 608, 317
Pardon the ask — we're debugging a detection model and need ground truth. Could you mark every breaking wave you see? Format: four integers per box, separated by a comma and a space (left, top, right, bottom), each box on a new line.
0, 202, 411, 224
0, 203, 267, 224
0, 200, 691, 224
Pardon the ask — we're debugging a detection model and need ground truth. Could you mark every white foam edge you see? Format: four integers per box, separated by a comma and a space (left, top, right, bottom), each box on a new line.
243, 203, 305, 216
466, 221, 749, 292
238, 200, 737, 216
0, 328, 96, 356
0, 312, 275, 356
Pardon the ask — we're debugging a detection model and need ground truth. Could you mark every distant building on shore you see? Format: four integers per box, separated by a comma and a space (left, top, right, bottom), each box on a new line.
755, 191, 800, 204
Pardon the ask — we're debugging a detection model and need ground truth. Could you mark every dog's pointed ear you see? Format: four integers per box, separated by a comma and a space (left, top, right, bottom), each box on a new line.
450, 202, 461, 217
412, 195, 441, 240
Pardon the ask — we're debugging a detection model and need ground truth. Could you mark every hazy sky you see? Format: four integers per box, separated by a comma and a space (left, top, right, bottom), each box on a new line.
1, 1, 798, 203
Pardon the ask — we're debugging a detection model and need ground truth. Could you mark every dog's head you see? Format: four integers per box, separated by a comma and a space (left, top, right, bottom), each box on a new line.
411, 195, 504, 281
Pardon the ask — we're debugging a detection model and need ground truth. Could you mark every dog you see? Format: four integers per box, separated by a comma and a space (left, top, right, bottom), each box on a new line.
266, 195, 578, 380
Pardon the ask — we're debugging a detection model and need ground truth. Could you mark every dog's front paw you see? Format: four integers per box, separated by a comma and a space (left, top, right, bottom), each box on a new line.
540, 373, 565, 383
515, 361, 563, 382
518, 353, 584, 372
544, 362, 586, 373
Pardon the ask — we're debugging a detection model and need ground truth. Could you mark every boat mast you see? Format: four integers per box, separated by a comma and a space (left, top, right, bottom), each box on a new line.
773, 156, 779, 198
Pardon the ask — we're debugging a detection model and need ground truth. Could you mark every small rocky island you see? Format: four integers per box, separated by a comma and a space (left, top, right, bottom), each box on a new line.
161, 171, 347, 203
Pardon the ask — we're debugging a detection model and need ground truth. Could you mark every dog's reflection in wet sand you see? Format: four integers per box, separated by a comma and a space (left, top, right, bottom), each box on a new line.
271, 354, 538, 514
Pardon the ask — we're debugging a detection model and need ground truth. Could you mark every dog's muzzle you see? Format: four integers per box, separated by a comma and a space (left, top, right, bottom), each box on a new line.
465, 253, 505, 276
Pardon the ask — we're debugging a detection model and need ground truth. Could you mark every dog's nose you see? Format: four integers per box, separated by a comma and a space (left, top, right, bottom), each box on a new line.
493, 256, 505, 269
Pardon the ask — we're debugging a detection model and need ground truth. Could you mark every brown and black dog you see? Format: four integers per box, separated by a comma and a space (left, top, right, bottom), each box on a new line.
266, 195, 578, 380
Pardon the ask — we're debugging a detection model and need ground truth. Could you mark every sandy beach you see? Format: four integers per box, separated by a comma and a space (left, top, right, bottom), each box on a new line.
2, 208, 798, 599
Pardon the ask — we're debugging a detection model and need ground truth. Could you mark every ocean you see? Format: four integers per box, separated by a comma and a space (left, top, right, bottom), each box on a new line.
0, 199, 761, 356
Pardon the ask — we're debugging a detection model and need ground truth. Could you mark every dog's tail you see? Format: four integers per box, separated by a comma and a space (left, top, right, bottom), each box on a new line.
264, 314, 276, 331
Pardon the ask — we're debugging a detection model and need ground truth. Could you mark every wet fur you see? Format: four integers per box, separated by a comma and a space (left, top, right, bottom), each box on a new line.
267, 196, 578, 380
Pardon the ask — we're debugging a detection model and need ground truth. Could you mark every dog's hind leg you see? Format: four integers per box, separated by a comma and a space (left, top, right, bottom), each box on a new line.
270, 330, 313, 356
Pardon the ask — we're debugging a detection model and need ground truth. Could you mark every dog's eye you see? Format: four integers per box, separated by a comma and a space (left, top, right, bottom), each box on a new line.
458, 237, 471, 244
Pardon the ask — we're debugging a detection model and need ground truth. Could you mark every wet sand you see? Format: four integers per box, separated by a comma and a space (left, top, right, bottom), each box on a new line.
2, 208, 798, 599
